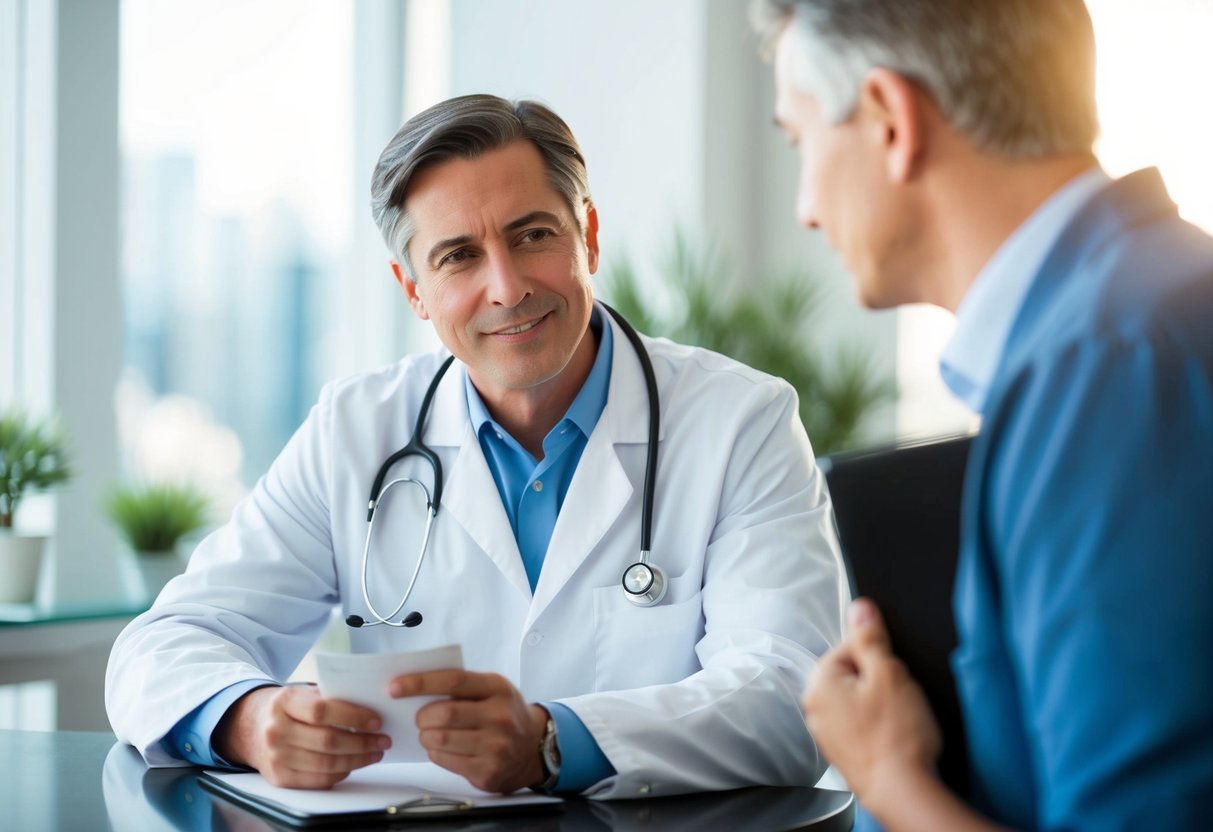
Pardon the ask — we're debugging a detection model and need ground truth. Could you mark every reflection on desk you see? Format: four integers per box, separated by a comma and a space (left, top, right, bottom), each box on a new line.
0, 730, 854, 831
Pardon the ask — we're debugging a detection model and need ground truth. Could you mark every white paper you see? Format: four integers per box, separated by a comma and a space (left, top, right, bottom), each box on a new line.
204, 761, 557, 815
206, 762, 561, 815
315, 644, 463, 763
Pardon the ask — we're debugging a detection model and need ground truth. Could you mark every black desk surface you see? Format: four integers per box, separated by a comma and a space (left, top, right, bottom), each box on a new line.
0, 730, 854, 831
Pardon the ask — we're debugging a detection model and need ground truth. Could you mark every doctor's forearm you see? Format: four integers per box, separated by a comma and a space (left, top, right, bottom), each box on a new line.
213, 686, 277, 768
170, 679, 272, 766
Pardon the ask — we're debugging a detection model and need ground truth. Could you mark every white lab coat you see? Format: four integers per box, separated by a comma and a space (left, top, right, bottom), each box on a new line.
106, 309, 847, 799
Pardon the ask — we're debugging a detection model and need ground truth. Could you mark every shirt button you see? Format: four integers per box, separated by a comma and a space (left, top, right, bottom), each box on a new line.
183, 742, 193, 753
495, 432, 503, 440
526, 632, 543, 646
532, 480, 544, 492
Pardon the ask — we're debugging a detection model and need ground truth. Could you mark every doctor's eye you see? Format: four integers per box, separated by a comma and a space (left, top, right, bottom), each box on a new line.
518, 228, 553, 245
438, 248, 472, 268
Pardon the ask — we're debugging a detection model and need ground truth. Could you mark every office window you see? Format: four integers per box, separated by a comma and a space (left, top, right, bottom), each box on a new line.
1088, 0, 1213, 234
896, 0, 1213, 437
119, 0, 354, 506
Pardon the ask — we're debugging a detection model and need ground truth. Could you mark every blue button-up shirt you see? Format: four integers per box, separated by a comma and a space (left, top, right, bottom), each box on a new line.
168, 307, 616, 792
939, 167, 1111, 412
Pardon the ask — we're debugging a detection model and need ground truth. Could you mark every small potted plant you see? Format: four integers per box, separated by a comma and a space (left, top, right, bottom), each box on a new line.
106, 482, 209, 598
0, 408, 72, 603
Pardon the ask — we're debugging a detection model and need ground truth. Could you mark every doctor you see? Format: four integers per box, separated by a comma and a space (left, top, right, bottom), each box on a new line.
106, 94, 846, 798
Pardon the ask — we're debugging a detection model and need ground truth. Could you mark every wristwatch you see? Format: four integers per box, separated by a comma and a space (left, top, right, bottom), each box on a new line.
533, 715, 561, 793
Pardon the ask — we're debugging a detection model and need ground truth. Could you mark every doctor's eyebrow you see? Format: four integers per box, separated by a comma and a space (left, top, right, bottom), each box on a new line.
504, 211, 563, 233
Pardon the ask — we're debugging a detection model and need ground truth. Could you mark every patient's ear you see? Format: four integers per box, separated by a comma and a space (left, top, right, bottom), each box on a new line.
858, 67, 927, 183
391, 261, 429, 320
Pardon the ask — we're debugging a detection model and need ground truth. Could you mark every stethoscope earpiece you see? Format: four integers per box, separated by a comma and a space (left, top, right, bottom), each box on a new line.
345, 612, 423, 629
622, 558, 668, 607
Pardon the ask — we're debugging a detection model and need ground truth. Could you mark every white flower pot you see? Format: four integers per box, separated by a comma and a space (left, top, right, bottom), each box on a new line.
0, 532, 46, 603
131, 549, 188, 600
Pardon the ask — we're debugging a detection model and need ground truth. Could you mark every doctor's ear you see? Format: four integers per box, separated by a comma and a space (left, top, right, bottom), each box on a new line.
391, 260, 429, 321
583, 202, 600, 275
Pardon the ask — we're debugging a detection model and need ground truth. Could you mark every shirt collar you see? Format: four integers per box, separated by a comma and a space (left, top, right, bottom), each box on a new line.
939, 166, 1111, 413
465, 304, 613, 441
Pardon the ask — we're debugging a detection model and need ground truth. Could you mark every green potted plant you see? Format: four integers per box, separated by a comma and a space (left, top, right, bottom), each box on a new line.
105, 482, 210, 598
0, 408, 72, 603
601, 231, 894, 455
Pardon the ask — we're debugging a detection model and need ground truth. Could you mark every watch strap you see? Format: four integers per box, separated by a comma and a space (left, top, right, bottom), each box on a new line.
533, 715, 561, 792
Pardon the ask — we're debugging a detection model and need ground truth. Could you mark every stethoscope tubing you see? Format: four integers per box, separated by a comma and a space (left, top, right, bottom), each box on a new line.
359, 478, 437, 626
600, 304, 659, 565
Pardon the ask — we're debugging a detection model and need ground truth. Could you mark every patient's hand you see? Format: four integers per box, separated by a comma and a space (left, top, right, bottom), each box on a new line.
215, 685, 391, 789
803, 599, 942, 808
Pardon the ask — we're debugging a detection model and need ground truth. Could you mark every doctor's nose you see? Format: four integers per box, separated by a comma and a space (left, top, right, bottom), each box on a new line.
484, 250, 532, 307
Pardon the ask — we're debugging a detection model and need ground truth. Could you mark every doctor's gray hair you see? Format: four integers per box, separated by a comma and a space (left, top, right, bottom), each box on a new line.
750, 0, 1099, 159
371, 94, 591, 280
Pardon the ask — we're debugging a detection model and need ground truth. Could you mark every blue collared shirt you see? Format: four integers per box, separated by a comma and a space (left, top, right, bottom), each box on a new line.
939, 167, 1111, 413
168, 307, 616, 792
465, 307, 612, 589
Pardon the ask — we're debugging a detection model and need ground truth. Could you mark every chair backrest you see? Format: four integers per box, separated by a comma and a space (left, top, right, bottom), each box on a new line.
820, 433, 974, 797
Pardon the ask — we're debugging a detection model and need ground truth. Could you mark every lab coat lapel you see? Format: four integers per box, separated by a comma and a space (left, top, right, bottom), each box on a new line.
424, 360, 532, 600
527, 310, 656, 623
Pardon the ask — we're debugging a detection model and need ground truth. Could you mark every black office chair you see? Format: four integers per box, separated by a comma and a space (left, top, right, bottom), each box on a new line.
819, 433, 974, 798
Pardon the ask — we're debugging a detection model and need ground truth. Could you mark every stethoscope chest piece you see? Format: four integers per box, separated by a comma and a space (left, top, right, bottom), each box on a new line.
622, 558, 667, 606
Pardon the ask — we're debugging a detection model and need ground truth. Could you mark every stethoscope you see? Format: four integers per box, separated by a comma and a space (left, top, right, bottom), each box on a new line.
345, 303, 667, 629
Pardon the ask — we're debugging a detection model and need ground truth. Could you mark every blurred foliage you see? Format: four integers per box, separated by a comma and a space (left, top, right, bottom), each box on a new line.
0, 408, 73, 529
105, 482, 210, 553
600, 231, 893, 454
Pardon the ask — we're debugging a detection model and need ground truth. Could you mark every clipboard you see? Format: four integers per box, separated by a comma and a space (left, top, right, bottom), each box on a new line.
199, 763, 563, 827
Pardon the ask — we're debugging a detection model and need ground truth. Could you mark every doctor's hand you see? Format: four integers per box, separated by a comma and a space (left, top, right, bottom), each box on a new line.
214, 684, 391, 789
391, 669, 548, 794
804, 599, 942, 813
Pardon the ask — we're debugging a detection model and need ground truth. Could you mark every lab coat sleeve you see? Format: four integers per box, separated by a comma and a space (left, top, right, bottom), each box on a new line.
105, 385, 342, 766
561, 379, 845, 798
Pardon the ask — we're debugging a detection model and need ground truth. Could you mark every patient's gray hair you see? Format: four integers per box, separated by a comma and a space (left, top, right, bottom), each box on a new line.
750, 0, 1099, 159
371, 94, 591, 280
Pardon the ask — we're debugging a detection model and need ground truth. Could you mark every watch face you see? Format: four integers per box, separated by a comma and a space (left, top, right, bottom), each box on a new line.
542, 718, 561, 779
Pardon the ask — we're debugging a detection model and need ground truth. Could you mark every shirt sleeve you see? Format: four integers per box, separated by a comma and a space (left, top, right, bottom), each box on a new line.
983, 334, 1213, 829
165, 679, 274, 768
542, 701, 616, 792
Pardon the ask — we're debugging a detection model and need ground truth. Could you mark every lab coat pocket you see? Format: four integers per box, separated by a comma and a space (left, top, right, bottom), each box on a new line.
592, 576, 704, 691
